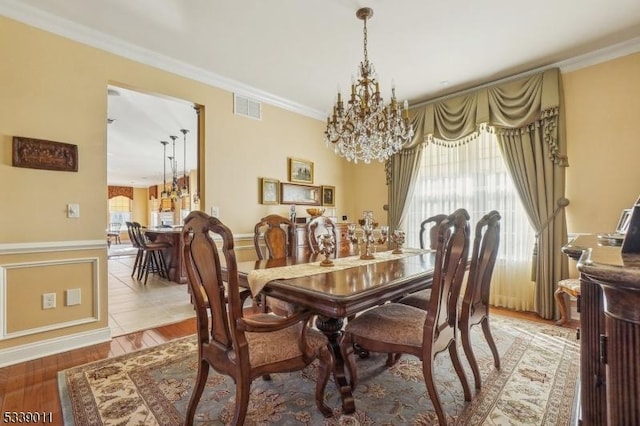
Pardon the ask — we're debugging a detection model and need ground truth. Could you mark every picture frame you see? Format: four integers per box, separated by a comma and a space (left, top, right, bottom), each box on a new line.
260, 178, 280, 205
280, 182, 320, 205
12, 136, 78, 172
288, 157, 314, 184
321, 185, 335, 207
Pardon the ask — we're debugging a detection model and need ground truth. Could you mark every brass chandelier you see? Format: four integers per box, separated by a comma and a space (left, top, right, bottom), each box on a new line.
325, 7, 413, 164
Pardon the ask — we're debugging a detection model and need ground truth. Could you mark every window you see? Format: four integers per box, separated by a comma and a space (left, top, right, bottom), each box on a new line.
108, 196, 132, 231
403, 130, 535, 311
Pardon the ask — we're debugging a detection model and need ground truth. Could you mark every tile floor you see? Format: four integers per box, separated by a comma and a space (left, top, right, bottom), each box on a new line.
108, 252, 195, 337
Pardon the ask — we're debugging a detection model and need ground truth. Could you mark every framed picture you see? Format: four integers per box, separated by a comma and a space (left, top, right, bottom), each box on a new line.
288, 157, 314, 184
260, 178, 280, 205
321, 185, 335, 207
280, 182, 320, 205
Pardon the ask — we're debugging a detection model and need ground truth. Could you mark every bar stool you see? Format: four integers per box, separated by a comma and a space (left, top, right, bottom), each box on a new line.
131, 222, 171, 284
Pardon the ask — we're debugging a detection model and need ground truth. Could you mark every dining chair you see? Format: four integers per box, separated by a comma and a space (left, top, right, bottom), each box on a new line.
307, 215, 337, 257
107, 222, 121, 247
339, 209, 472, 425
399, 211, 502, 390
253, 214, 298, 316
181, 211, 334, 425
131, 222, 170, 284
420, 214, 448, 250
253, 214, 297, 260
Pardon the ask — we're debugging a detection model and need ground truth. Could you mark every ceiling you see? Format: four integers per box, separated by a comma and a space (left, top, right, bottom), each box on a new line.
3, 0, 640, 186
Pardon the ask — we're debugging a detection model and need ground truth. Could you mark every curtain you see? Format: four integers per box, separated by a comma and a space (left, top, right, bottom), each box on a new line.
387, 109, 426, 233
403, 130, 536, 311
390, 68, 568, 319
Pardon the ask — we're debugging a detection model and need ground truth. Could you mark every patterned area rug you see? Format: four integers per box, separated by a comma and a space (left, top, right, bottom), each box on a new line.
58, 315, 579, 425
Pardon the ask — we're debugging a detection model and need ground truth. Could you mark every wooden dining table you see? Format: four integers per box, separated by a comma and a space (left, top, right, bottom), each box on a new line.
234, 249, 436, 415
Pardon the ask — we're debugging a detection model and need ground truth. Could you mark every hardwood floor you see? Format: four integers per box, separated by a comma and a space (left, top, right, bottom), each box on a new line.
0, 318, 196, 425
0, 308, 566, 425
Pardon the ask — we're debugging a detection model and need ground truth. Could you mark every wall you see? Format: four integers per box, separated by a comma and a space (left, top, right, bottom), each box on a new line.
0, 16, 355, 363
563, 52, 640, 233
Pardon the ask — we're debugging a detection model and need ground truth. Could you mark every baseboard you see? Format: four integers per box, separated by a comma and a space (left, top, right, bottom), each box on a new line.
0, 326, 111, 368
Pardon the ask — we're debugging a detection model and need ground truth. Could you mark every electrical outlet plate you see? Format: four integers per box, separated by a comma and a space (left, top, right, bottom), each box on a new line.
211, 206, 220, 218
67, 203, 80, 218
42, 293, 56, 309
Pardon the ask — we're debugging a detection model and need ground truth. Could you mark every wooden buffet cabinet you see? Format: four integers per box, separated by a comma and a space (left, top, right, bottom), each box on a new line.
563, 234, 640, 425
294, 222, 352, 258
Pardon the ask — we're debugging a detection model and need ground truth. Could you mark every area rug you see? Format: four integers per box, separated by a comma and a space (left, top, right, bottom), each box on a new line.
58, 315, 579, 425
107, 243, 138, 259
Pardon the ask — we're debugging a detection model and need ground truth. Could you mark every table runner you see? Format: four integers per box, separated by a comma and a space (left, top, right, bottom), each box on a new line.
247, 248, 430, 295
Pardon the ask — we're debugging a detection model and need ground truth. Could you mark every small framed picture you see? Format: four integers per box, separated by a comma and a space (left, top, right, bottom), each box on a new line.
260, 178, 280, 205
321, 185, 335, 207
288, 157, 314, 184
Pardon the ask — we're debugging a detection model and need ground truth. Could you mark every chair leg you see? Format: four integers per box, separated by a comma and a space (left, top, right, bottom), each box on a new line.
554, 287, 569, 326
232, 378, 251, 426
460, 321, 482, 390
448, 343, 472, 401
315, 345, 334, 417
131, 250, 143, 278
481, 317, 500, 370
184, 359, 210, 426
422, 357, 447, 426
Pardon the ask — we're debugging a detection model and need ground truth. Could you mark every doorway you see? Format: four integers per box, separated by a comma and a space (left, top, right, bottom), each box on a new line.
106, 85, 200, 336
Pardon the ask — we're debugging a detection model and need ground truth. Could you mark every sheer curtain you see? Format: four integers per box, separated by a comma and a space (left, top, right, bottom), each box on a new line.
402, 130, 535, 311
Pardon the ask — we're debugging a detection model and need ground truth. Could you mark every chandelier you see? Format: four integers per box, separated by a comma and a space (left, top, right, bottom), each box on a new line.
160, 129, 190, 205
325, 7, 414, 164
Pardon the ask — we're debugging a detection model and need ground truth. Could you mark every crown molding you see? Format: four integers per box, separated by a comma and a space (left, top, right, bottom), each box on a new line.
0, 0, 326, 121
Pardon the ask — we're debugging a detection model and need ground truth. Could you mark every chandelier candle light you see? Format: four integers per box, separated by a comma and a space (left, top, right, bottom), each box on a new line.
325, 7, 414, 164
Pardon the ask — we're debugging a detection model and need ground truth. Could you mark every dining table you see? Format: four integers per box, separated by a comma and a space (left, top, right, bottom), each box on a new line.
234, 248, 437, 415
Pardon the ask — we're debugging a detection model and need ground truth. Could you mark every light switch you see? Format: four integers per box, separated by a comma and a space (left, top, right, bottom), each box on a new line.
67, 203, 80, 218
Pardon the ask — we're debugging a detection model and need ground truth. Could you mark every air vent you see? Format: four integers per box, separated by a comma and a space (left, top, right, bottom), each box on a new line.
234, 94, 262, 120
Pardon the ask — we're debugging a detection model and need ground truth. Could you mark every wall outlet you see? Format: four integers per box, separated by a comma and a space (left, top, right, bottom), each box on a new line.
42, 293, 56, 309
211, 206, 220, 218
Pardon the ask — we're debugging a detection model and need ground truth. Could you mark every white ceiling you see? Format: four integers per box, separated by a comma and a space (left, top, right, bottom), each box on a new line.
3, 0, 640, 186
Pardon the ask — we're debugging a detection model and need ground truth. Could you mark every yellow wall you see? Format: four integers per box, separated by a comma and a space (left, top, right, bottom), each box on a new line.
0, 16, 356, 357
563, 52, 640, 233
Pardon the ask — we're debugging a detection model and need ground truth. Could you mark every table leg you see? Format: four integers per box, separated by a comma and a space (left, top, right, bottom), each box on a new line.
315, 315, 355, 414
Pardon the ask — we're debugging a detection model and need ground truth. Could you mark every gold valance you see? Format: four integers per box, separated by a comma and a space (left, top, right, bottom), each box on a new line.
108, 185, 133, 199
407, 68, 563, 164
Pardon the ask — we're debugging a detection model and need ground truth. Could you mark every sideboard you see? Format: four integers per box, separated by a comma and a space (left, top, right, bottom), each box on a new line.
563, 234, 640, 425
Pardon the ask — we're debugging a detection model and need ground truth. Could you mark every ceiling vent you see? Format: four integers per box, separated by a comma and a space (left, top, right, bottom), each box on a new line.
234, 94, 261, 120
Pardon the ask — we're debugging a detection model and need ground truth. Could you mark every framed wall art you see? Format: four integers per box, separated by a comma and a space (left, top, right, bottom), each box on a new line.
321, 185, 335, 207
260, 178, 280, 205
288, 157, 314, 184
12, 136, 78, 172
280, 182, 320, 205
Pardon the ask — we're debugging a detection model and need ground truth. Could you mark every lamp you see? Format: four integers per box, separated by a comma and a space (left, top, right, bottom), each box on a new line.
325, 7, 413, 164
180, 128, 189, 198
168, 135, 179, 200
159, 141, 172, 211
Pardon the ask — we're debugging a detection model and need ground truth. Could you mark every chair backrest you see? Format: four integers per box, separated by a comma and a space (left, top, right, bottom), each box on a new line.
419, 214, 448, 250
182, 211, 241, 353
108, 222, 121, 233
306, 216, 337, 256
462, 211, 501, 310
253, 214, 296, 260
125, 221, 140, 248
425, 209, 470, 344
130, 222, 151, 249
